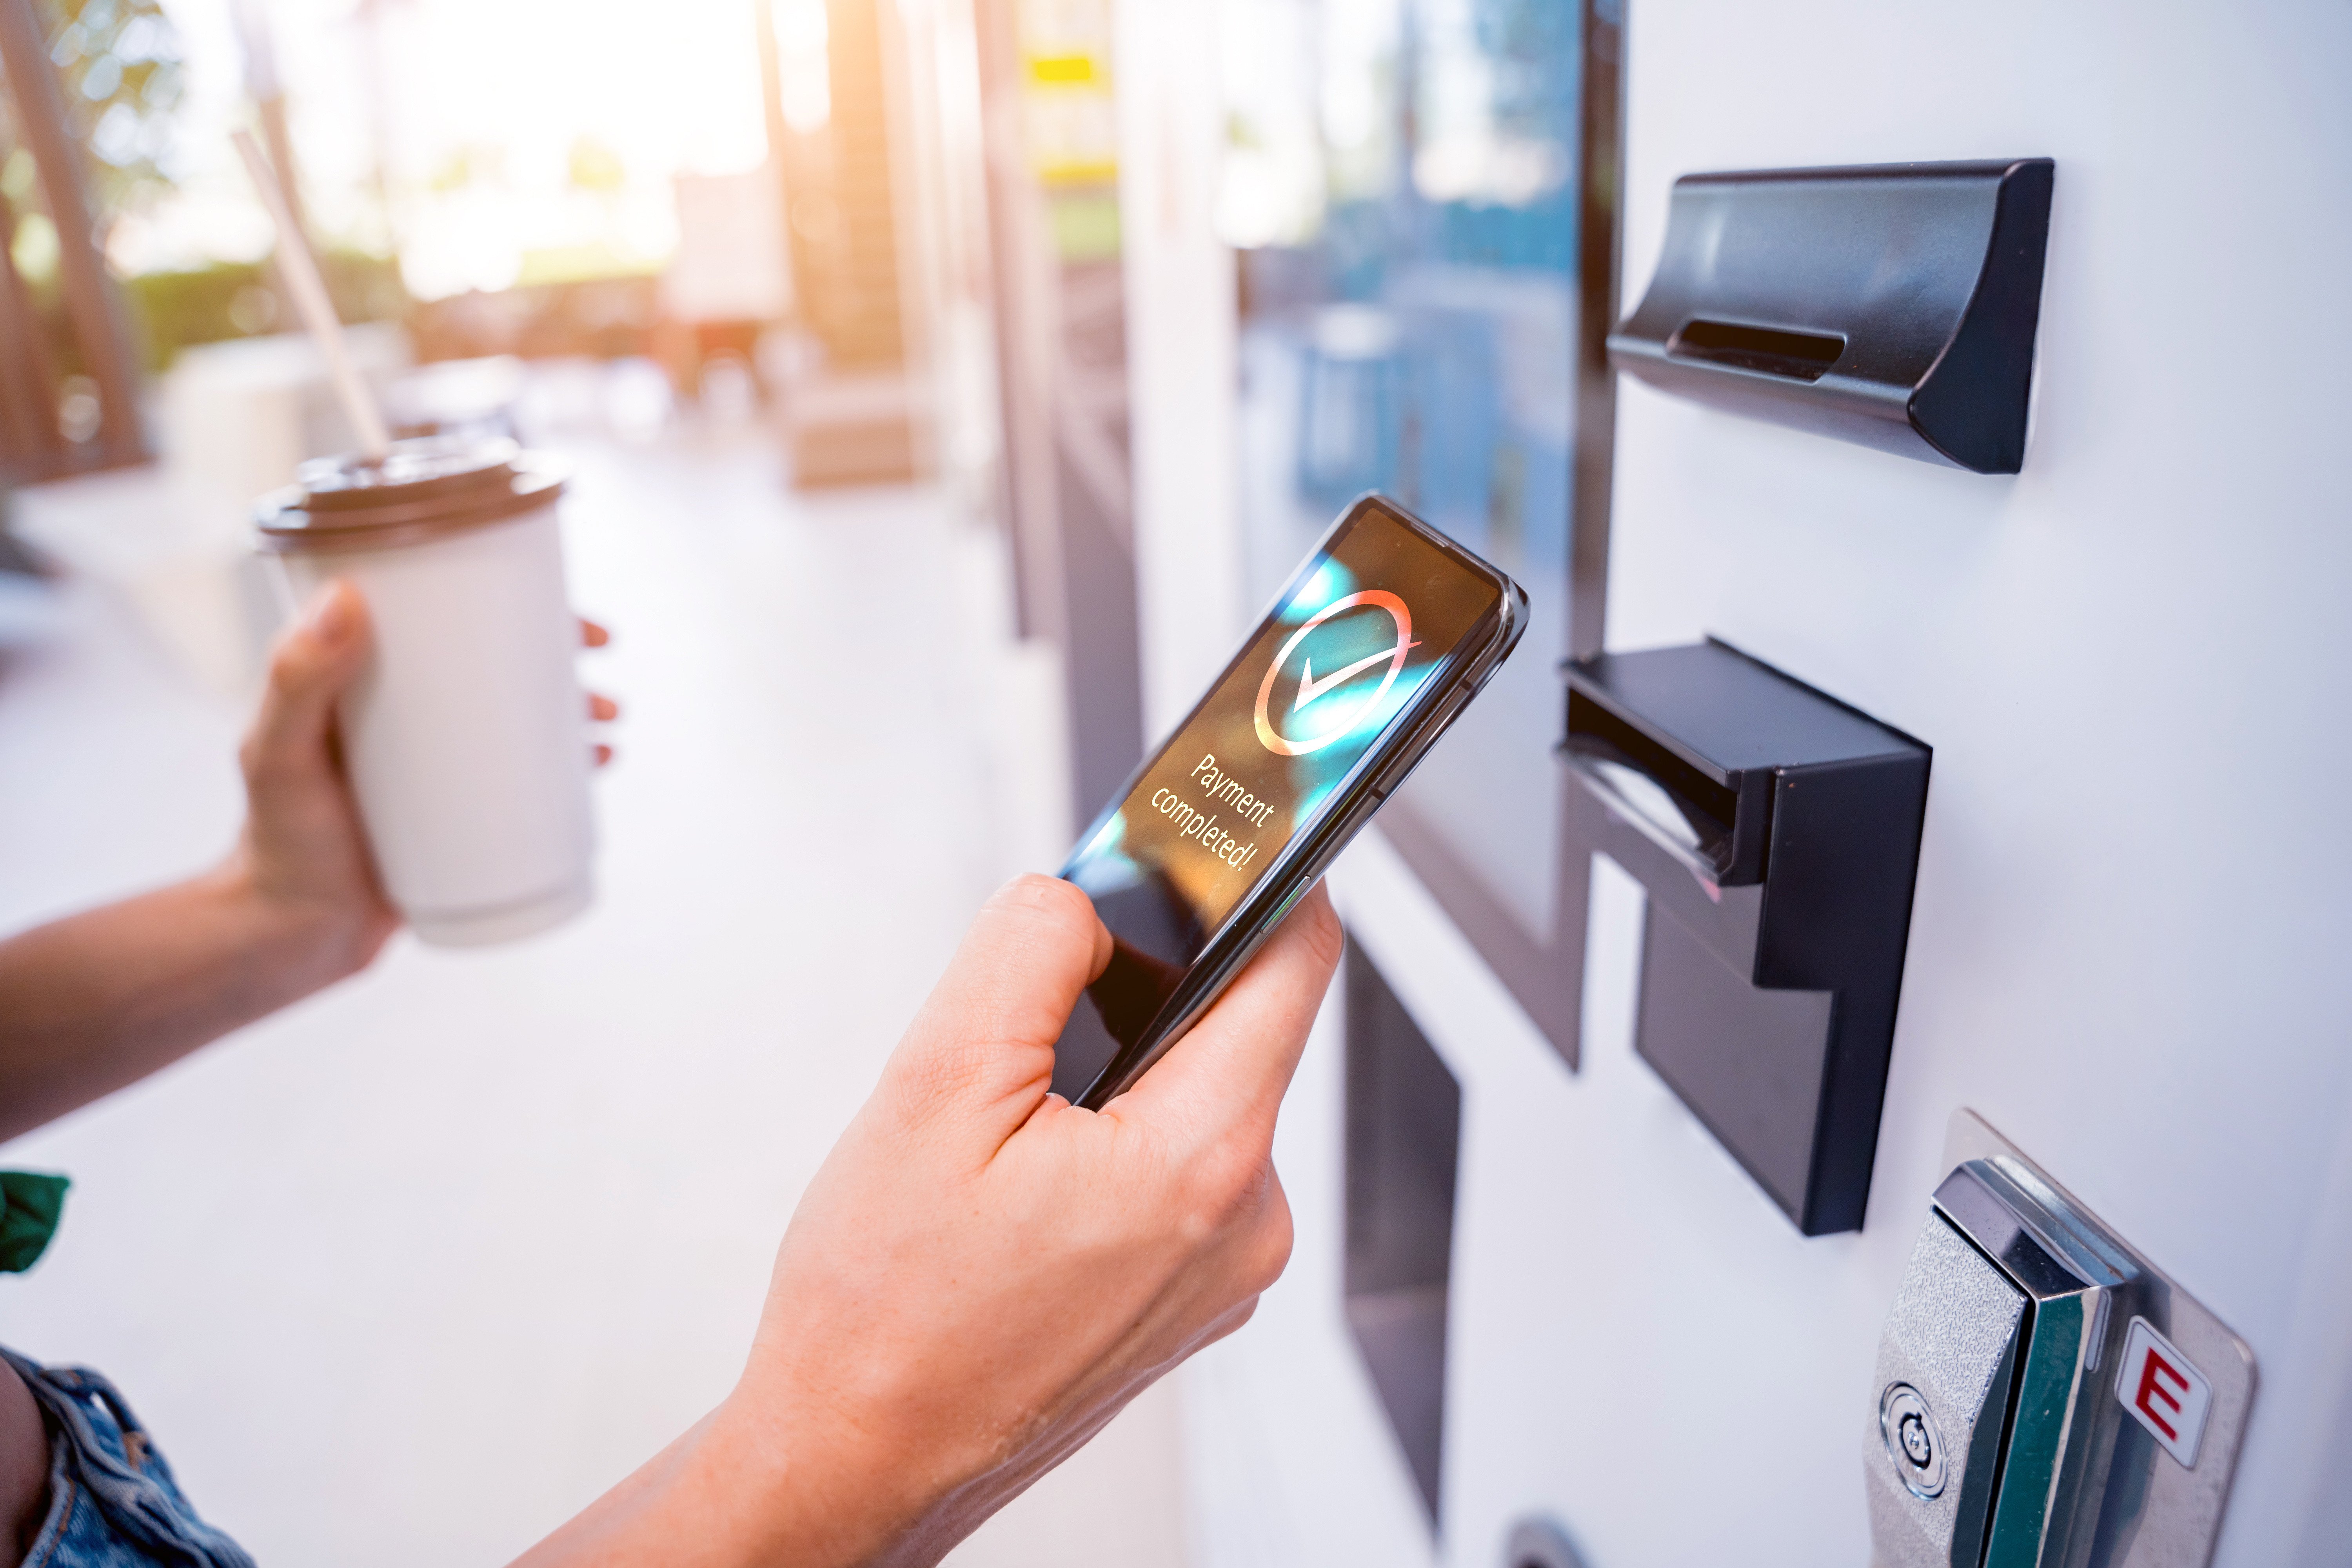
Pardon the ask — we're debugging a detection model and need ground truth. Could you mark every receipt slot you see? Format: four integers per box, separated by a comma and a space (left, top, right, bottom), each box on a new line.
1562, 640, 1929, 1234
1867, 1112, 2256, 1568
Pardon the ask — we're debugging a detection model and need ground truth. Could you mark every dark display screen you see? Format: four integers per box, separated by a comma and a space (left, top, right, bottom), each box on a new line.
1223, 0, 1608, 1057
1055, 501, 1507, 1093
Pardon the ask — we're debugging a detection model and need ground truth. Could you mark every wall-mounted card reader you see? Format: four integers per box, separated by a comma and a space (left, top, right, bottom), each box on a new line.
1868, 1111, 2255, 1568
1608, 159, 2054, 474
1561, 640, 1928, 1234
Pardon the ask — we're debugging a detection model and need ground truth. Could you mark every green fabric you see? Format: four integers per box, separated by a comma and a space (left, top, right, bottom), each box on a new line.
0, 1172, 68, 1273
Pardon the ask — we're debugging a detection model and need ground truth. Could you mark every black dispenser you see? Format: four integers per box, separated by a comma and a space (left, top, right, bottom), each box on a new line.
1562, 641, 1929, 1234
1608, 159, 2054, 474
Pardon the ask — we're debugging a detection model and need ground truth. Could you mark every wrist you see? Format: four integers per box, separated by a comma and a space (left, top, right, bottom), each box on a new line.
679, 1379, 940, 1568
209, 850, 393, 997
514, 1386, 934, 1568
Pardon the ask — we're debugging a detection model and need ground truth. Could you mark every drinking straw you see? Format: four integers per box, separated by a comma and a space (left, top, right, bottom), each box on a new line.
230, 127, 392, 461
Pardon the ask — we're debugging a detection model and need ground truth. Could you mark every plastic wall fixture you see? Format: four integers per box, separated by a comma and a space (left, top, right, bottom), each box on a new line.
1342, 943, 1460, 1524
1561, 640, 1929, 1234
1608, 159, 2054, 474
1504, 1517, 1591, 1568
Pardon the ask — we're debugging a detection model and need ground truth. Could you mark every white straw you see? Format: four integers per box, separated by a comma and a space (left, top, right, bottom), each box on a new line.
231, 127, 392, 461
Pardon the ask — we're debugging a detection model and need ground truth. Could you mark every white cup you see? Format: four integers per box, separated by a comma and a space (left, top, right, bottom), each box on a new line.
259, 437, 596, 947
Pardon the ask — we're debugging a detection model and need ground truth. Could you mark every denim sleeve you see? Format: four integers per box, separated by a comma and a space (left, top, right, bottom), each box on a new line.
0, 1347, 255, 1568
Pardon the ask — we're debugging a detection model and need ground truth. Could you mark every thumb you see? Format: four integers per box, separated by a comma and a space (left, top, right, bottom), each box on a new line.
1118, 883, 1341, 1138
877, 874, 1112, 1150
243, 581, 369, 787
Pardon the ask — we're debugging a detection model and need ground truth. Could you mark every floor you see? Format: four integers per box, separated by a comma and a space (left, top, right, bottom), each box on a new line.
0, 383, 1182, 1565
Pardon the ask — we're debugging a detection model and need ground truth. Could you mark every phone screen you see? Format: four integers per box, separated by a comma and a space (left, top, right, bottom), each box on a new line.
1056, 501, 1508, 1090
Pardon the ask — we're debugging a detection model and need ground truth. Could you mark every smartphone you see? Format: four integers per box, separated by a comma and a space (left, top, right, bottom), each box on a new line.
1052, 493, 1528, 1108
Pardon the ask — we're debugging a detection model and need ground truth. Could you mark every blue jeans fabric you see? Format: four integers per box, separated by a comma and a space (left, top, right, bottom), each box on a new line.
1, 1348, 253, 1568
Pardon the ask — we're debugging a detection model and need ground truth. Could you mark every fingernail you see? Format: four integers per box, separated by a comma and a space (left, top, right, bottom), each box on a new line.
308, 585, 355, 644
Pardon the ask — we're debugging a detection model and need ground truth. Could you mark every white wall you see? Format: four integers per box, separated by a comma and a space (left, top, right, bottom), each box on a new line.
1116, 0, 1248, 735
1596, 5, 2352, 1561
1130, 4, 2352, 1566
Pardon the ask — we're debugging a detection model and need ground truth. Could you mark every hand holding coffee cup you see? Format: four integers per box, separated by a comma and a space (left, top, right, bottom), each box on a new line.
258, 437, 608, 947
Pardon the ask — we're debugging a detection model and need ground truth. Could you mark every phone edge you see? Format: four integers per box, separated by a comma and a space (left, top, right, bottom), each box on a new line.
1066, 500, 1529, 1108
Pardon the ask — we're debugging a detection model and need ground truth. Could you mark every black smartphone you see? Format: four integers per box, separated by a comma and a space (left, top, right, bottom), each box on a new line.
1052, 493, 1528, 1108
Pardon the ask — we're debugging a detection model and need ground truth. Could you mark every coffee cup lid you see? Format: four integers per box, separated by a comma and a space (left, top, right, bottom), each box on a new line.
256, 435, 567, 553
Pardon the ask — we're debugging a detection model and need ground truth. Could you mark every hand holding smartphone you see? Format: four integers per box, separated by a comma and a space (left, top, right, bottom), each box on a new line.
1053, 494, 1527, 1107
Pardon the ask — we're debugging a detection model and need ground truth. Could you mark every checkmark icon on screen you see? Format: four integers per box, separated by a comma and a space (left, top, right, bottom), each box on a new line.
1295, 643, 1418, 713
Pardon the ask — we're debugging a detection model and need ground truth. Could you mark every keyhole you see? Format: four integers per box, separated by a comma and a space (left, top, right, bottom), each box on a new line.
1899, 1410, 1933, 1467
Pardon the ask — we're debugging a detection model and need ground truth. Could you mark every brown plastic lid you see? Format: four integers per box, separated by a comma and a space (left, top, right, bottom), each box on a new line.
255, 436, 568, 553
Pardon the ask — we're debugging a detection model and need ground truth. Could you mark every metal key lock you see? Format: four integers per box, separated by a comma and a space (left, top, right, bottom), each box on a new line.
1865, 1113, 2254, 1568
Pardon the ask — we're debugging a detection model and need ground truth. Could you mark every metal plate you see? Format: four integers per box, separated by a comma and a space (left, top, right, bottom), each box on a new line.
1940, 1110, 2256, 1568
1864, 1214, 2029, 1568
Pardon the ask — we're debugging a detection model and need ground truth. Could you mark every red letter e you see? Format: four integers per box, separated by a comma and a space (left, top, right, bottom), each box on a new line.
2134, 1350, 2186, 1442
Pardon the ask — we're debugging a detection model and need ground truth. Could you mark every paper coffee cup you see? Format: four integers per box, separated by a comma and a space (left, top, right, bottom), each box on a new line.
257, 436, 596, 947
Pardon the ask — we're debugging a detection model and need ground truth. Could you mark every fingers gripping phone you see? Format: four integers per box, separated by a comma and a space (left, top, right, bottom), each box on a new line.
1053, 494, 1528, 1108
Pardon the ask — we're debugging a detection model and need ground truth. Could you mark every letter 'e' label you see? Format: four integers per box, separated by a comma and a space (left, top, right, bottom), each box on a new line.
2115, 1316, 2212, 1468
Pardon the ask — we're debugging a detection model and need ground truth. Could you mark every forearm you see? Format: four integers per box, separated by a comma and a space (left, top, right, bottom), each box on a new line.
510, 1393, 932, 1568
0, 856, 379, 1143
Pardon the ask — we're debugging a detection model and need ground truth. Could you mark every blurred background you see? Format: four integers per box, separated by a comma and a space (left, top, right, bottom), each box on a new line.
4, 0, 2350, 1564
0, 0, 1164, 1558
